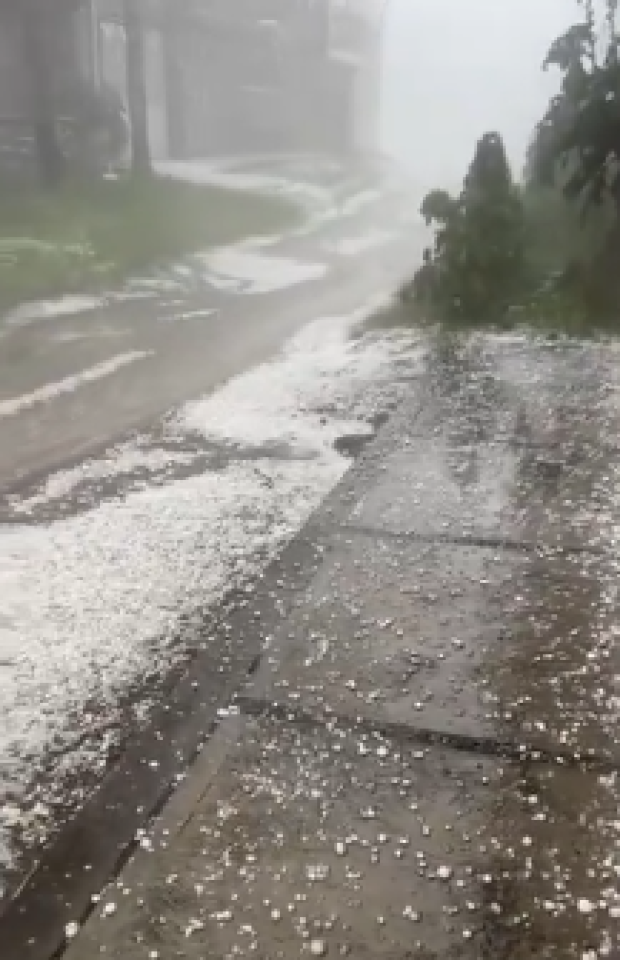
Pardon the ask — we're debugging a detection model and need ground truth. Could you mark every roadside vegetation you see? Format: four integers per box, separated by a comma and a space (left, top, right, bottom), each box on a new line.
0, 177, 295, 311
402, 0, 620, 336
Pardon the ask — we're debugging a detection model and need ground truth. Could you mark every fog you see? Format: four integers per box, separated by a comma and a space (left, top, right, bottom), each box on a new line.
380, 0, 580, 191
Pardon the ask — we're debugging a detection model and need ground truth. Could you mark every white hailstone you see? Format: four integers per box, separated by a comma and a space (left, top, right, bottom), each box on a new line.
64, 922, 79, 940
577, 898, 596, 914
309, 938, 328, 956
437, 865, 453, 881
403, 906, 421, 922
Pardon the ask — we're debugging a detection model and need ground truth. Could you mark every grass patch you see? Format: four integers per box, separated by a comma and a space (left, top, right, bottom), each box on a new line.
387, 287, 614, 342
0, 175, 297, 311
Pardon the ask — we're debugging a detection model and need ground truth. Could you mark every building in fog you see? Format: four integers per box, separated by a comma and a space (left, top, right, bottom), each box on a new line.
0, 0, 386, 172
321, 0, 387, 155
82, 0, 387, 162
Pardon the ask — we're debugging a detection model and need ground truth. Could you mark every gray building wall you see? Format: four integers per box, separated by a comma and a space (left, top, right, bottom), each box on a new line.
66, 0, 383, 165
156, 0, 381, 160
326, 0, 385, 156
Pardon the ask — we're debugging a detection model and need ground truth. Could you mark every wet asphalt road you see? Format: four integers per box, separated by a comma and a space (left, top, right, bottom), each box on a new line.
14, 331, 615, 960
0, 190, 419, 494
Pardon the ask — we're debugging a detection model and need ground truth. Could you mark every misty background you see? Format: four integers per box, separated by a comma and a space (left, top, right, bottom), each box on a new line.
381, 0, 577, 191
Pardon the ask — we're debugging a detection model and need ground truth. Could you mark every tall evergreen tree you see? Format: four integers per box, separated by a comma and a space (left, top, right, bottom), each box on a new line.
414, 133, 524, 326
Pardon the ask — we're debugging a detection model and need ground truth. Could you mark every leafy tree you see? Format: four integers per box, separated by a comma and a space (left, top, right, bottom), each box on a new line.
59, 78, 130, 174
528, 0, 620, 214
1, 0, 132, 185
522, 0, 620, 322
525, 22, 593, 187
2, 0, 151, 183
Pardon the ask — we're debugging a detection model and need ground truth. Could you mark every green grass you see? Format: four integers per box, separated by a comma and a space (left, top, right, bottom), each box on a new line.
0, 175, 297, 311
383, 288, 620, 341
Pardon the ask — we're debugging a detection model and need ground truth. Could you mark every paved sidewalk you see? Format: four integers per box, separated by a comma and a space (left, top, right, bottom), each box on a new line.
63, 333, 620, 959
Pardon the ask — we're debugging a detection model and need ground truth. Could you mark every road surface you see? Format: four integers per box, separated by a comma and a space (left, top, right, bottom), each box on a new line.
0, 174, 421, 494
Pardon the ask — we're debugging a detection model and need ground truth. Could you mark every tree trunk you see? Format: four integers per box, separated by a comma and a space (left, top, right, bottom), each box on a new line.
123, 0, 151, 175
163, 21, 186, 160
21, 6, 65, 187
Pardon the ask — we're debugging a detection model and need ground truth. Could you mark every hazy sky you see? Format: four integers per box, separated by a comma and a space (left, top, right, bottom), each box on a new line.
380, 0, 581, 191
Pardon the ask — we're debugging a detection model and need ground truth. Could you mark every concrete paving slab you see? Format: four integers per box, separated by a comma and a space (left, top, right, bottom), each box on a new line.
248, 533, 517, 744
345, 432, 620, 552
246, 532, 618, 764
341, 337, 620, 552
63, 715, 618, 960
63, 715, 502, 960
347, 439, 526, 543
